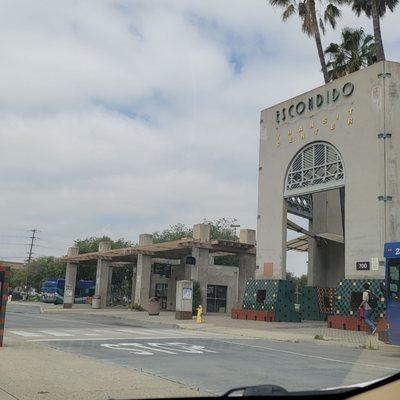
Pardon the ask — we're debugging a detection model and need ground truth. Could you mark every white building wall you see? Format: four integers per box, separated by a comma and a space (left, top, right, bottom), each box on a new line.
258, 61, 400, 281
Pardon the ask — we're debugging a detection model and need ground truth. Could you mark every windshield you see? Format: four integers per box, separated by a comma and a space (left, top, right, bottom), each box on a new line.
1, 1, 400, 399
41, 282, 57, 292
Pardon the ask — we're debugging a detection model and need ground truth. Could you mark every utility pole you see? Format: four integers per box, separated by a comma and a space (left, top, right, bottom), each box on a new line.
27, 229, 38, 264
24, 229, 39, 298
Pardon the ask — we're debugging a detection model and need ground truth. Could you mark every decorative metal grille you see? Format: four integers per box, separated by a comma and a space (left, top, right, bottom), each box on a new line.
286, 194, 313, 220
284, 142, 344, 197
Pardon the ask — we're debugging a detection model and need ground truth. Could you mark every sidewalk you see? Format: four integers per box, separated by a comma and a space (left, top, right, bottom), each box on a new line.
36, 303, 391, 350
0, 335, 208, 400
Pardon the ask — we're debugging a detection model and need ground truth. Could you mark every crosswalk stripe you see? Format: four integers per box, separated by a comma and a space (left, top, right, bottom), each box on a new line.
115, 328, 157, 335
91, 329, 115, 334
39, 330, 74, 337
66, 330, 101, 336
9, 330, 43, 337
8, 327, 222, 340
162, 329, 202, 336
135, 329, 185, 336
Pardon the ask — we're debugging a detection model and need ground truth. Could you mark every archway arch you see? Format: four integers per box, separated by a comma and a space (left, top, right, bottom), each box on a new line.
284, 142, 346, 289
284, 142, 345, 198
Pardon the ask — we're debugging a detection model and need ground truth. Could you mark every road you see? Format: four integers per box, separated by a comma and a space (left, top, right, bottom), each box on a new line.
4, 303, 400, 395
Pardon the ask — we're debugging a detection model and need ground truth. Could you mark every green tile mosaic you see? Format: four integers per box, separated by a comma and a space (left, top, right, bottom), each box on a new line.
334, 279, 385, 318
242, 279, 300, 322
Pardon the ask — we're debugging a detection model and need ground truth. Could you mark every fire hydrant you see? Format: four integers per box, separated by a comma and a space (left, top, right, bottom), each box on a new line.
196, 305, 205, 323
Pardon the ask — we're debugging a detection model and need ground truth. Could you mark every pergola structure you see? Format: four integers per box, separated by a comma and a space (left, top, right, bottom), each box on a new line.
60, 224, 257, 310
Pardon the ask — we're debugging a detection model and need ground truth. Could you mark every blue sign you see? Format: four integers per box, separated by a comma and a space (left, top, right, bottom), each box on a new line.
384, 242, 400, 258
384, 242, 400, 346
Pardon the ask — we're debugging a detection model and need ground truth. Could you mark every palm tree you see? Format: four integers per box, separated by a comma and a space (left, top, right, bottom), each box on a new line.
270, 0, 344, 83
325, 27, 376, 80
351, 0, 398, 62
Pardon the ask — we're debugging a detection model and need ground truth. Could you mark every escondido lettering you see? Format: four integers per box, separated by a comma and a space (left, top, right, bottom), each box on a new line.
275, 82, 354, 124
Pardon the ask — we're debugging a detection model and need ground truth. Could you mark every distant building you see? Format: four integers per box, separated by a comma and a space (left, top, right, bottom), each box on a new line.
0, 260, 25, 270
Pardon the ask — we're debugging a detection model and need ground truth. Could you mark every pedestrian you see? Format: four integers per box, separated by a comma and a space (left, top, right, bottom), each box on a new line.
360, 282, 377, 335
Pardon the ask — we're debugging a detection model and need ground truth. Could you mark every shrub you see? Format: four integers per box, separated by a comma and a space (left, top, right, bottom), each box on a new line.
192, 281, 202, 314
128, 302, 144, 311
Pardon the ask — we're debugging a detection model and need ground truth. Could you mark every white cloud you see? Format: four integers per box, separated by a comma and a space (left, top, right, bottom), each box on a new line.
0, 0, 399, 276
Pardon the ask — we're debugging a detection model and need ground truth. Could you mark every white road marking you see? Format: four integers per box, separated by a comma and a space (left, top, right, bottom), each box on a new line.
114, 328, 157, 335
66, 330, 101, 336
9, 327, 225, 342
28, 336, 190, 342
150, 342, 217, 354
39, 330, 74, 337
9, 330, 43, 337
212, 339, 400, 372
101, 342, 218, 355
160, 329, 205, 336
91, 329, 115, 334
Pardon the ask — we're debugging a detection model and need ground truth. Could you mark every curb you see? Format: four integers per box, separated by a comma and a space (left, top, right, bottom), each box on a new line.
36, 305, 397, 351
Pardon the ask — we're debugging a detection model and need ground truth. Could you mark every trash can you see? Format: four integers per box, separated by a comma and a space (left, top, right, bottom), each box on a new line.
148, 297, 160, 315
92, 295, 101, 309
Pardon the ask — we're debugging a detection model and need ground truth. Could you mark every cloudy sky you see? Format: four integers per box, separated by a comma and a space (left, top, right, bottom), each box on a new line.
1, 0, 399, 275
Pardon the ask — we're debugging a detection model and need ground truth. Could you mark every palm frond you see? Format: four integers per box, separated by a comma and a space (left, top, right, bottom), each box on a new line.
324, 27, 377, 80
387, 0, 399, 12
269, 0, 292, 8
324, 4, 341, 29
282, 4, 296, 20
319, 17, 326, 35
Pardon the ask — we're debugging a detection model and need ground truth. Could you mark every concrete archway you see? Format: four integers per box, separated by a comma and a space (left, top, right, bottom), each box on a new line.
284, 141, 346, 287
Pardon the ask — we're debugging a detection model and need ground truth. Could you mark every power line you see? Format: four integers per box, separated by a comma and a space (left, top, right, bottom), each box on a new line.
0, 234, 28, 239
0, 242, 28, 246
0, 256, 27, 259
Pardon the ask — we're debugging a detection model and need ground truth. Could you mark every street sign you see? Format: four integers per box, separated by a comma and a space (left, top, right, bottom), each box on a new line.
182, 288, 192, 300
356, 261, 370, 271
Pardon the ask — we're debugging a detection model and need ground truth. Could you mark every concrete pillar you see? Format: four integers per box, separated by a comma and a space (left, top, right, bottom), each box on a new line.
193, 223, 211, 241
134, 234, 153, 309
175, 280, 193, 319
63, 246, 79, 309
308, 190, 345, 287
191, 224, 210, 311
257, 196, 287, 279
237, 229, 256, 308
131, 265, 136, 304
94, 241, 111, 308
239, 229, 256, 245
107, 265, 113, 306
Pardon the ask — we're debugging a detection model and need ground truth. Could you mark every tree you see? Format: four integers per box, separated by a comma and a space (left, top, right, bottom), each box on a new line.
325, 27, 376, 80
203, 218, 239, 266
25, 256, 66, 291
287, 271, 308, 288
351, 0, 398, 62
270, 0, 344, 83
9, 268, 26, 289
152, 223, 192, 244
153, 218, 240, 266
203, 218, 238, 241
74, 236, 132, 254
74, 236, 133, 295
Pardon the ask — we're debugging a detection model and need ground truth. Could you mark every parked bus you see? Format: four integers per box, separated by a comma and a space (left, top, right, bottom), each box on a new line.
40, 279, 94, 304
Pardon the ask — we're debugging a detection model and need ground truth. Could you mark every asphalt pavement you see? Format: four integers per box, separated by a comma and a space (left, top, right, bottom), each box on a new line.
4, 303, 400, 395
